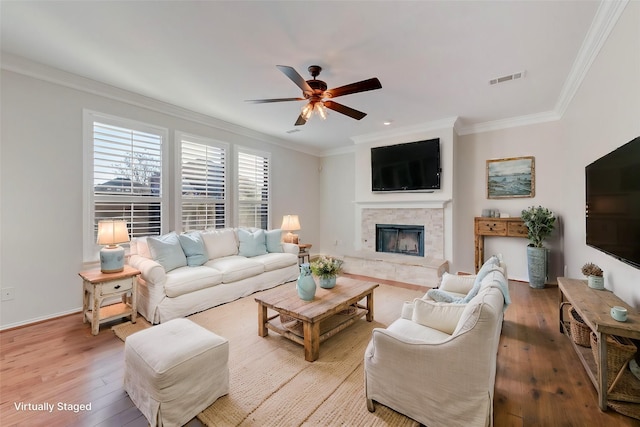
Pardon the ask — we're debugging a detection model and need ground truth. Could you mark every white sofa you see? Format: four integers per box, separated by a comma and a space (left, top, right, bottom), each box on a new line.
128, 228, 299, 324
364, 255, 509, 427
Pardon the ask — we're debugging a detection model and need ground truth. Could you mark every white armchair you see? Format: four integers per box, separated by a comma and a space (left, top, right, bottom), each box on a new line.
364, 262, 508, 427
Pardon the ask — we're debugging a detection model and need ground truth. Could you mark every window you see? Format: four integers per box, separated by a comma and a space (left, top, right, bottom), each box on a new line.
84, 111, 168, 261
179, 133, 228, 231
236, 148, 270, 229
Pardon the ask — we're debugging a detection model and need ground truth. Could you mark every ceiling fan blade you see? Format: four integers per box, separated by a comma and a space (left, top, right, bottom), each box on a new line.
294, 114, 307, 126
246, 97, 305, 104
277, 65, 313, 95
325, 77, 382, 98
324, 100, 367, 120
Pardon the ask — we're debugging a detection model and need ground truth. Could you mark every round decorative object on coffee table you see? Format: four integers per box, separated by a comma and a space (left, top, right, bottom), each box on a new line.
319, 276, 337, 289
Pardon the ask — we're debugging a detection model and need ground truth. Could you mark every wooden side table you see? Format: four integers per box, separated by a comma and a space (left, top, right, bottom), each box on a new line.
298, 243, 312, 265
474, 217, 528, 272
79, 265, 140, 335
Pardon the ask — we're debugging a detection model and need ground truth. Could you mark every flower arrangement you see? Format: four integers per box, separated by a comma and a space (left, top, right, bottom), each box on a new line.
310, 256, 343, 279
581, 262, 603, 277
521, 205, 556, 248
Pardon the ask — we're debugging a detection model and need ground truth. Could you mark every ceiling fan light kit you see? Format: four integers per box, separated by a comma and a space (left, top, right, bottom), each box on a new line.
248, 64, 382, 126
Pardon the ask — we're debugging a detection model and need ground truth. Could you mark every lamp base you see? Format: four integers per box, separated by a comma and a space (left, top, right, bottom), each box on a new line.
100, 245, 125, 273
283, 233, 299, 244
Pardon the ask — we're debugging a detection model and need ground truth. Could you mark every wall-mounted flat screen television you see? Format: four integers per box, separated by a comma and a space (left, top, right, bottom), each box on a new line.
371, 138, 441, 192
585, 136, 640, 269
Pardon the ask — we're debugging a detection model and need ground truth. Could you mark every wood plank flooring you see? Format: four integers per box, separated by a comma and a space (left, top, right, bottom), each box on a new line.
1, 277, 639, 426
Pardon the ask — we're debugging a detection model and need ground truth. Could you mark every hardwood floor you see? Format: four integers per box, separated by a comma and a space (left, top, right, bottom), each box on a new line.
1, 278, 638, 426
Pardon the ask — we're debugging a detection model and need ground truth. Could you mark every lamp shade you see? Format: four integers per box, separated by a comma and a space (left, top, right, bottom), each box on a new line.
280, 215, 301, 231
97, 220, 130, 246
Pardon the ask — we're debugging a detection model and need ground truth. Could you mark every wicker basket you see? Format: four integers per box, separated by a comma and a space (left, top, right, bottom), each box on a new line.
569, 307, 591, 347
590, 332, 637, 390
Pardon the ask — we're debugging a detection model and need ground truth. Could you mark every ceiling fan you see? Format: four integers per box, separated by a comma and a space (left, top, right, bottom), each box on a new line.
247, 65, 382, 126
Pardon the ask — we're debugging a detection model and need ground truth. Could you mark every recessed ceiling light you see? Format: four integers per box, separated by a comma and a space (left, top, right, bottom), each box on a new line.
383, 120, 394, 126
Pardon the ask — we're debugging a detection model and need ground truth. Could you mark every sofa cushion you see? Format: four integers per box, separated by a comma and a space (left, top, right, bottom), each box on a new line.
252, 252, 297, 272
178, 232, 208, 266
201, 229, 238, 259
439, 272, 476, 295
205, 256, 264, 283
164, 265, 223, 298
411, 298, 466, 335
387, 318, 451, 343
265, 229, 284, 253
147, 232, 187, 272
238, 228, 268, 257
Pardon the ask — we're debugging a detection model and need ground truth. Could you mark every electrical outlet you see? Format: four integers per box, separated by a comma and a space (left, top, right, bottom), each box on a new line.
2, 287, 15, 301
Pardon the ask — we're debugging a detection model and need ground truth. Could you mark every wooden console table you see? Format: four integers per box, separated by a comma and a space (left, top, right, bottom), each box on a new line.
474, 217, 528, 272
558, 277, 640, 410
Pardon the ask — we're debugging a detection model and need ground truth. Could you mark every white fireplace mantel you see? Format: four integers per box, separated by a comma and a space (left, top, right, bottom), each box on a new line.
354, 199, 452, 209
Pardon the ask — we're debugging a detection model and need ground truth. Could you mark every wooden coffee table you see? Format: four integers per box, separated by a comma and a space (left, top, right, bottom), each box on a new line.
255, 277, 378, 361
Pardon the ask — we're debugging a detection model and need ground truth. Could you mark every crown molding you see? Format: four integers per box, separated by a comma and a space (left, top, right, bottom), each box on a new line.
456, 110, 561, 136
350, 117, 459, 145
458, 0, 628, 136
0, 53, 323, 157
554, 0, 629, 117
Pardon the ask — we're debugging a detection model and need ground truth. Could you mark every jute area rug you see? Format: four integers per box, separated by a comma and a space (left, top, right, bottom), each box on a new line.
113, 283, 423, 427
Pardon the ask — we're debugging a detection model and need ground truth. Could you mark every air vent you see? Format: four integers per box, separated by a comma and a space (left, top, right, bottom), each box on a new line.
286, 129, 300, 134
489, 71, 526, 85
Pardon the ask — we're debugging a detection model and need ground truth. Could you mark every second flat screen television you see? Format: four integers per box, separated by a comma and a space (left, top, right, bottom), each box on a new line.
371, 138, 441, 192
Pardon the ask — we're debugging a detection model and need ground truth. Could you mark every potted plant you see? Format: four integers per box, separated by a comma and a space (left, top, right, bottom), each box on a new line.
521, 206, 556, 288
581, 262, 604, 290
310, 256, 344, 289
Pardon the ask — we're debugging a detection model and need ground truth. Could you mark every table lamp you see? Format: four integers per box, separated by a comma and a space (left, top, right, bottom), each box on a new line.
97, 220, 130, 273
281, 215, 301, 244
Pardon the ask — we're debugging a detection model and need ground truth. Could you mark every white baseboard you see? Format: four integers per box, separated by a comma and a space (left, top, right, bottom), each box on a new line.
0, 307, 82, 331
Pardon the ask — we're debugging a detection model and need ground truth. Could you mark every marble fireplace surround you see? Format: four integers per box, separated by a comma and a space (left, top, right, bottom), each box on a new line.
344, 201, 450, 288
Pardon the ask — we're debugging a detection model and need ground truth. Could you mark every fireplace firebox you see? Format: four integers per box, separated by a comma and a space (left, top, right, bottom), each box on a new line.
376, 224, 424, 257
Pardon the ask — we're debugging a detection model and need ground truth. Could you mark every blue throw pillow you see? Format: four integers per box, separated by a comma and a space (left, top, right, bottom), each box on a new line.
178, 232, 208, 266
238, 228, 268, 257
147, 232, 187, 272
426, 289, 462, 303
458, 255, 500, 303
265, 229, 283, 253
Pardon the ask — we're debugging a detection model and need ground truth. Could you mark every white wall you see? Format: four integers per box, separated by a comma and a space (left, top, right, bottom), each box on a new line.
559, 1, 640, 306
453, 2, 640, 304
455, 121, 565, 280
317, 152, 356, 256
0, 69, 320, 328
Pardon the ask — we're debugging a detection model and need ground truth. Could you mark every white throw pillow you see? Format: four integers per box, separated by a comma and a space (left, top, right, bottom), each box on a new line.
134, 236, 152, 259
439, 272, 476, 294
411, 298, 466, 335
201, 228, 238, 259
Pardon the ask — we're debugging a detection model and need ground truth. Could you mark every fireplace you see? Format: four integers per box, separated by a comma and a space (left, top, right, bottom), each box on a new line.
376, 224, 425, 257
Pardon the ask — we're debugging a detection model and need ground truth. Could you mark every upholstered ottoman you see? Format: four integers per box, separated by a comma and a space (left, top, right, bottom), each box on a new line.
124, 318, 229, 427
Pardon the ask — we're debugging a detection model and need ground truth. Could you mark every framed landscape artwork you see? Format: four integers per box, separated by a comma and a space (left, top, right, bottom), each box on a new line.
486, 156, 535, 199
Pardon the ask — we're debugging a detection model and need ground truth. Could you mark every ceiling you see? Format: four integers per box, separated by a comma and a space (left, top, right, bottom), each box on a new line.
1, 1, 604, 154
